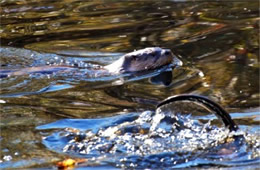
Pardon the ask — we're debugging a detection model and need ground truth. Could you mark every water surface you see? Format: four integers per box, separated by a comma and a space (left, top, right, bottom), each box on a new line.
0, 0, 259, 169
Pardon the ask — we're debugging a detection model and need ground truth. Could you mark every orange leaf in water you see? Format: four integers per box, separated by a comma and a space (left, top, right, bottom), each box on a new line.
57, 158, 76, 169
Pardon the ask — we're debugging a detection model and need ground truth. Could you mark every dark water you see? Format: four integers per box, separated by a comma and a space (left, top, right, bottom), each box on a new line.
0, 0, 259, 169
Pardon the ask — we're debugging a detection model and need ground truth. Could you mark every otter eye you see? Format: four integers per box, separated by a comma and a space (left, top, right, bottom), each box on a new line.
132, 55, 138, 60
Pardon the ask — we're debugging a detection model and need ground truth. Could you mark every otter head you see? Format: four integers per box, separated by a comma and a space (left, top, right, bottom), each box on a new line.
105, 47, 181, 73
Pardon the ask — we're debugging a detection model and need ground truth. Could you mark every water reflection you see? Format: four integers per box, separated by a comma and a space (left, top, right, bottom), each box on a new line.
150, 69, 173, 86
0, 0, 259, 169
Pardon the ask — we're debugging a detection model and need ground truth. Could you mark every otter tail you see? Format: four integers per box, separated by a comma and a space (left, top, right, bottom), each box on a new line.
157, 94, 238, 132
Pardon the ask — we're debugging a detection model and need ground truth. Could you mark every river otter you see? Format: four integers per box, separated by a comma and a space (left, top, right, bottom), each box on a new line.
157, 94, 239, 131
0, 47, 182, 77
105, 47, 181, 73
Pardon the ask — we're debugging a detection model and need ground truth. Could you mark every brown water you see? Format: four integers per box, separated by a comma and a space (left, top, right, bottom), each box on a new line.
0, 0, 259, 169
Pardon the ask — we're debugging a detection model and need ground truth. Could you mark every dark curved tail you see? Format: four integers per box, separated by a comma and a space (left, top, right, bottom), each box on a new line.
157, 94, 238, 131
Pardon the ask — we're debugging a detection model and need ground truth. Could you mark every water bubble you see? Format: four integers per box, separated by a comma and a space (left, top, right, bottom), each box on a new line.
141, 37, 147, 41
3, 155, 12, 161
0, 100, 6, 103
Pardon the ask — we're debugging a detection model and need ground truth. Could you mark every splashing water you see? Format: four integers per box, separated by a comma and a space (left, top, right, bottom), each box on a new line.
39, 108, 260, 169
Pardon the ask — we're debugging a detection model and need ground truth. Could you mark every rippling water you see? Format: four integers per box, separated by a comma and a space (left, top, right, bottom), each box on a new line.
0, 0, 259, 169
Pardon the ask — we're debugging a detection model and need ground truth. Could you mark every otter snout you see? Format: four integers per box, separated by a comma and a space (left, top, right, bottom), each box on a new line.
160, 48, 182, 69
162, 48, 182, 66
